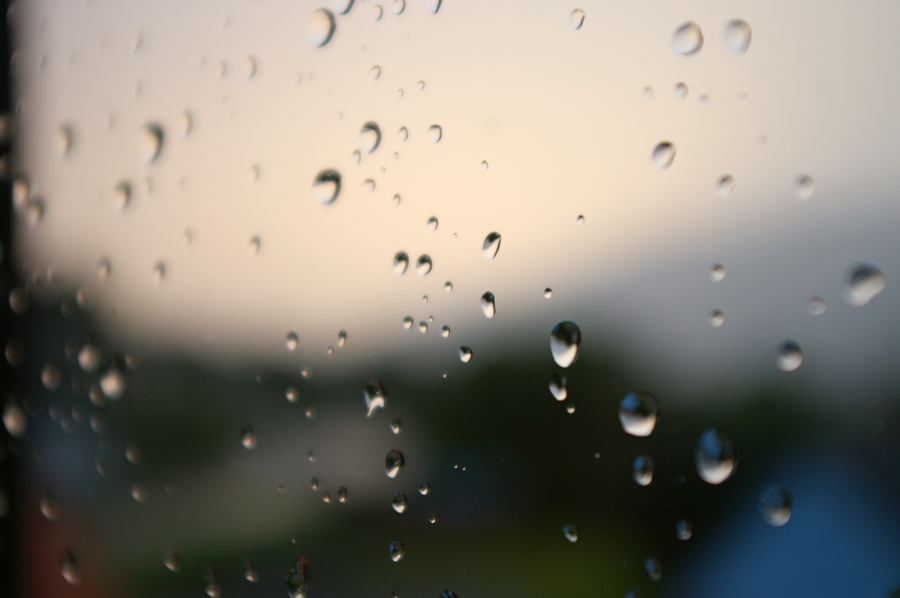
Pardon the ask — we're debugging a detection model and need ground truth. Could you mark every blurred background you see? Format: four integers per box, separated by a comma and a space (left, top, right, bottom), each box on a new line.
2, 0, 900, 596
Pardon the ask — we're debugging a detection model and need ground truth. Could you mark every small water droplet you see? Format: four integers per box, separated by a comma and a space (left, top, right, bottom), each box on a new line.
633, 455, 654, 486
672, 21, 703, 55
125, 443, 142, 464
337, 330, 347, 347
415, 255, 433, 276
3, 403, 26, 437
426, 216, 439, 232
286, 558, 308, 598
312, 169, 341, 204
480, 292, 496, 318
619, 392, 659, 436
393, 0, 406, 15
241, 424, 257, 449
59, 549, 82, 585
795, 174, 815, 199
425, 0, 442, 14
390, 419, 402, 434
717, 175, 735, 197
419, 482, 430, 495
724, 20, 752, 54
249, 235, 261, 256
775, 340, 802, 372
163, 550, 180, 572
544, 288, 553, 298
372, 4, 384, 20
308, 9, 336, 47
549, 373, 567, 401
392, 193, 401, 206
645, 557, 661, 581
41, 363, 61, 390
808, 297, 826, 315
695, 429, 736, 484
286, 331, 299, 351
676, 519, 692, 540
674, 82, 688, 99
710, 309, 724, 327
402, 316, 413, 329
333, 0, 355, 15
360, 121, 382, 154
846, 264, 884, 306
710, 263, 725, 282
651, 142, 675, 169
310, 477, 319, 490
550, 321, 581, 368
566, 403, 576, 414
131, 482, 149, 503
364, 178, 376, 192
482, 232, 501, 259
427, 124, 442, 143
759, 485, 792, 526
138, 123, 163, 164
386, 449, 404, 478
576, 214, 585, 225
365, 380, 386, 417
393, 252, 409, 275
563, 524, 578, 542
55, 126, 72, 156
243, 56, 257, 79
321, 490, 332, 503
481, 160, 489, 171
459, 346, 473, 363
642, 86, 654, 100
391, 492, 407, 513
389, 540, 404, 562
569, 9, 585, 30
286, 386, 299, 403
443, 281, 453, 293
428, 513, 437, 523
440, 325, 450, 338
304, 405, 316, 419
243, 559, 258, 582
25, 198, 44, 225
39, 493, 60, 520
398, 126, 408, 141
418, 321, 428, 333
337, 486, 348, 503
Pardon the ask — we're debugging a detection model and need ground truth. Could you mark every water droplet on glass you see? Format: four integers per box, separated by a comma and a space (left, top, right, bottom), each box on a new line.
695, 428, 736, 484
846, 264, 884, 307
393, 0, 406, 15
710, 310, 724, 327
674, 82, 688, 99
3, 403, 26, 437
241, 424, 257, 449
39, 493, 60, 520
795, 174, 815, 199
393, 252, 409, 275
125, 443, 142, 464
131, 482, 148, 503
672, 21, 703, 55
633, 455, 654, 486
243, 559, 258, 582
440, 325, 450, 338
249, 235, 261, 256
41, 363, 61, 390
286, 386, 299, 403
717, 175, 735, 197
549, 373, 568, 401
724, 20, 752, 54
651, 142, 675, 169
321, 490, 332, 503
619, 392, 659, 437
676, 519, 692, 540
480, 292, 496, 318
566, 403, 576, 414
286, 558, 308, 598
360, 121, 381, 154
402, 316, 413, 330
710, 263, 725, 282
419, 482, 430, 495
308, 9, 336, 47
425, 0, 442, 14
459, 346, 473, 363
100, 367, 127, 399
163, 550, 180, 572
59, 549, 82, 585
243, 56, 257, 79
544, 288, 553, 299
333, 0, 355, 15
808, 297, 826, 315
363, 178, 376, 192
426, 216, 439, 232
391, 492, 407, 513
310, 477, 319, 490
286, 331, 299, 352
481, 232, 502, 259
442, 282, 453, 294
427, 124, 442, 143
371, 4, 384, 20
337, 486, 348, 503
550, 321, 581, 368
55, 126, 72, 156
312, 169, 341, 204
25, 198, 43, 225
645, 557, 661, 581
563, 524, 578, 542
759, 485, 793, 526
389, 540, 404, 562
138, 123, 163, 164
385, 449, 404, 478
569, 9, 585, 30
428, 512, 437, 524
415, 255, 433, 276
775, 340, 802, 372
337, 330, 347, 348
365, 380, 386, 417
418, 321, 428, 333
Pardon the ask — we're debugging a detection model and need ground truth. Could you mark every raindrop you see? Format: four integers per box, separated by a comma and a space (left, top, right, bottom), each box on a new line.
643, 86, 654, 99
724, 20, 752, 54
59, 549, 82, 585
55, 126, 72, 156
12, 177, 28, 210
392, 193, 401, 206
544, 288, 553, 298
131, 482, 148, 503
286, 387, 299, 403
427, 124, 442, 143
393, 252, 409, 275
389, 540, 404, 562
100, 367, 127, 399
41, 363, 61, 390
482, 232, 501, 259
372, 5, 383, 20
310, 477, 319, 490
717, 175, 735, 197
710, 310, 724, 327
672, 21, 703, 55
241, 425, 257, 449
444, 281, 453, 292
312, 169, 341, 204
398, 126, 408, 141
391, 492, 407, 513
633, 455, 654, 486
441, 325, 450, 337
304, 405, 316, 419
322, 491, 332, 503
808, 297, 826, 315
243, 559, 258, 582
391, 419, 402, 434
459, 346, 473, 363
363, 178, 376, 192
370, 65, 381, 81
338, 330, 347, 347
651, 142, 675, 169
710, 263, 726, 282
125, 444, 142, 464
249, 236, 261, 256
308, 9, 336, 47
576, 215, 585, 225
333, 0, 355, 15
39, 493, 61, 520
419, 482, 430, 495
243, 56, 257, 79
163, 550, 180, 572
645, 557, 662, 581
759, 485, 793, 526
549, 373, 567, 401
8, 287, 27, 315
676, 519, 692, 540
775, 340, 802, 372
566, 403, 576, 414
385, 449, 404, 478
695, 429, 736, 484
402, 316, 413, 329
138, 123, 163, 164
563, 524, 578, 542
846, 264, 884, 307
427, 216, 439, 231
418, 321, 428, 333
179, 111, 193, 136
795, 174, 815, 199
674, 82, 688, 99
480, 292, 496, 318
360, 121, 381, 154
619, 392, 659, 437
113, 181, 131, 210
429, 513, 437, 523
569, 9, 585, 30
286, 332, 299, 351
550, 321, 581, 368
351, 150, 361, 165
425, 0, 442, 14
98, 258, 111, 279
481, 160, 489, 170
337, 486, 348, 503
365, 380, 386, 417
393, 0, 405, 15
25, 198, 43, 225
286, 558, 308, 598
3, 404, 27, 438
415, 255, 433, 276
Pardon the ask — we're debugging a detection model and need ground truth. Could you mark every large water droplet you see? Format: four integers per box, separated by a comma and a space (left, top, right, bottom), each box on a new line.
717, 175, 735, 197
759, 485, 792, 526
333, 0, 355, 15
550, 321, 581, 368
391, 492, 407, 513
59, 549, 82, 585
619, 392, 659, 437
775, 340, 802, 372
138, 123, 163, 164
723, 20, 752, 54
482, 232, 501, 259
418, 321, 428, 333
563, 524, 578, 542
459, 346, 473, 363
393, 0, 405, 15
633, 455, 654, 486
672, 22, 703, 55
549, 373, 567, 401
241, 424, 257, 449
569, 9, 584, 30
651, 142, 675, 169
695, 429, 736, 484
308, 9, 336, 47
415, 255, 433, 276
427, 124, 442, 143
393, 252, 409, 275
676, 519, 692, 540
480, 292, 496, 318
312, 169, 341, 204
385, 449, 404, 478
372, 5, 383, 20
795, 174, 815, 199
645, 557, 661, 581
846, 264, 884, 307
360, 121, 381, 154
364, 380, 386, 417
389, 540, 404, 562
